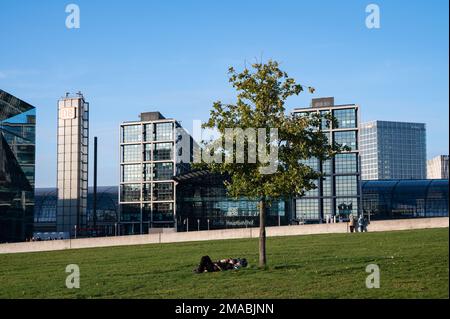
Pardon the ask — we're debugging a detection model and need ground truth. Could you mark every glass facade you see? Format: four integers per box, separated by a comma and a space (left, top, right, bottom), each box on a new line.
293, 99, 360, 223
175, 171, 289, 230
34, 186, 119, 236
360, 121, 426, 180
0, 90, 36, 242
34, 178, 447, 236
119, 113, 193, 235
362, 179, 448, 219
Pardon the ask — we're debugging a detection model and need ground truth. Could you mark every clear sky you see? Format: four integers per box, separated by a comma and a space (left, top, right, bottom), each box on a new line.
1, 0, 448, 187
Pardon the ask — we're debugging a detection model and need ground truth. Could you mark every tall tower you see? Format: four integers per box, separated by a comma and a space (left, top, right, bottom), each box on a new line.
56, 92, 89, 234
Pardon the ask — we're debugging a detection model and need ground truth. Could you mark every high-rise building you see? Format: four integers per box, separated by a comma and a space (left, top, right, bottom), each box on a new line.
292, 97, 361, 222
119, 112, 194, 235
360, 121, 426, 180
56, 92, 89, 235
0, 89, 36, 242
427, 155, 449, 179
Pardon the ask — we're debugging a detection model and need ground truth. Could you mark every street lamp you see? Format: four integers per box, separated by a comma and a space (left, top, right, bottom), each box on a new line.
207, 219, 210, 231
74, 225, 77, 239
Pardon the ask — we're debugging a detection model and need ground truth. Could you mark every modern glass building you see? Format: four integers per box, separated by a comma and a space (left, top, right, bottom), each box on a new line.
361, 179, 448, 219
292, 97, 361, 223
119, 112, 194, 235
360, 121, 426, 180
427, 155, 449, 179
0, 89, 36, 243
174, 171, 290, 231
56, 92, 89, 235
34, 178, 448, 236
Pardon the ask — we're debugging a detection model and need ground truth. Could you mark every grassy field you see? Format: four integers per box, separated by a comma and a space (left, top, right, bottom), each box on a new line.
0, 228, 448, 299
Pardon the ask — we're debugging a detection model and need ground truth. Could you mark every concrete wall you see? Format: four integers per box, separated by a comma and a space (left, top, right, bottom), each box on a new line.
0, 217, 448, 254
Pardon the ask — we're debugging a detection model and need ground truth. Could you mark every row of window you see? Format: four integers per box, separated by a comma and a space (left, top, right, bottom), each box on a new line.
121, 182, 174, 202
303, 175, 358, 197
297, 108, 357, 130
121, 162, 174, 182
296, 197, 359, 220
120, 203, 174, 222
122, 122, 174, 143
300, 153, 358, 174
121, 142, 175, 162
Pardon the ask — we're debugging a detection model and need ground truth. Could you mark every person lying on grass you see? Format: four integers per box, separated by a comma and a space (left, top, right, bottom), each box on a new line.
194, 255, 248, 273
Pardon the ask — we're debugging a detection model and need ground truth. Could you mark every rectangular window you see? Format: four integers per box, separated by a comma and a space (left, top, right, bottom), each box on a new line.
335, 175, 358, 197
155, 122, 173, 141
153, 182, 174, 200
144, 144, 152, 161
154, 162, 173, 180
334, 131, 357, 151
153, 142, 173, 161
322, 176, 332, 197
121, 164, 141, 182
296, 199, 320, 220
142, 183, 151, 201
122, 144, 141, 163
144, 124, 153, 142
333, 109, 356, 129
143, 164, 152, 181
120, 184, 141, 202
122, 125, 141, 143
335, 153, 358, 173
153, 202, 174, 222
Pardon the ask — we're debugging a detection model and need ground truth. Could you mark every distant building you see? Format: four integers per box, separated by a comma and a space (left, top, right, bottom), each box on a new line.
0, 89, 36, 242
119, 112, 194, 235
360, 121, 426, 180
56, 92, 89, 235
292, 97, 361, 222
427, 155, 449, 179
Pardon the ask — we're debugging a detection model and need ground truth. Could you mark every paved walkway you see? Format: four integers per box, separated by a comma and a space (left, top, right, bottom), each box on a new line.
0, 217, 448, 254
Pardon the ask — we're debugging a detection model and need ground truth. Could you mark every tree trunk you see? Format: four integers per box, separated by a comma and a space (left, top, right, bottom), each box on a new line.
259, 198, 267, 268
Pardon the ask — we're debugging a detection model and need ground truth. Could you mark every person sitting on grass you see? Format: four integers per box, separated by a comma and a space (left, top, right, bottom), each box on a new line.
194, 256, 248, 273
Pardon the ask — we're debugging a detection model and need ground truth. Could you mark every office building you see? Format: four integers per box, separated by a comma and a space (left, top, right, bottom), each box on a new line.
119, 112, 194, 235
360, 121, 426, 180
427, 155, 449, 179
56, 92, 89, 235
292, 97, 361, 222
0, 89, 36, 242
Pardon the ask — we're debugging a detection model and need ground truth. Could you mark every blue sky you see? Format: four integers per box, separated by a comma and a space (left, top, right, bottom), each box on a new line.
0, 0, 448, 187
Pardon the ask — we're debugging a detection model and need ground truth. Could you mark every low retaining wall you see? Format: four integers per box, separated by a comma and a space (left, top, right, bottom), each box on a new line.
0, 217, 448, 254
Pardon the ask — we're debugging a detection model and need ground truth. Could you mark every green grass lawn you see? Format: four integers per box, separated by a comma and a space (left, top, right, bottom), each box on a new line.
0, 228, 448, 299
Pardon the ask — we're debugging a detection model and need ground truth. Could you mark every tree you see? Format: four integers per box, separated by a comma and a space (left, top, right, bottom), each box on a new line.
198, 60, 344, 268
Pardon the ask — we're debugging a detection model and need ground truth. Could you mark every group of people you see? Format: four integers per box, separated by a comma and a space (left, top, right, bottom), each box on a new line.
194, 255, 248, 273
348, 214, 369, 233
